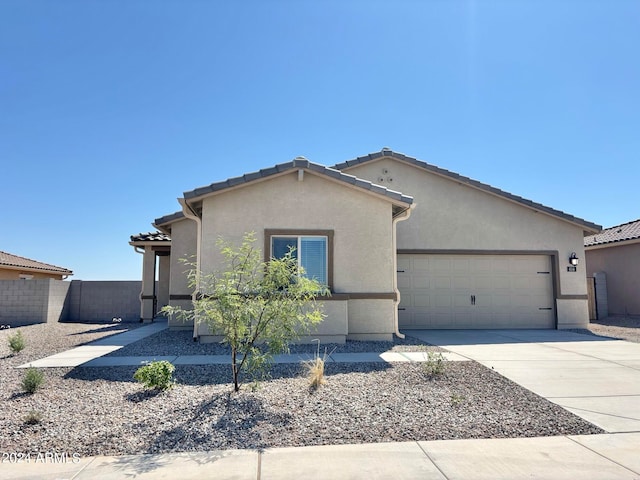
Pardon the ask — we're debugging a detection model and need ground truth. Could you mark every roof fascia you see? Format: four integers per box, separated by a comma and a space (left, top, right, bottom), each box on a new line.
585, 237, 640, 250
128, 240, 172, 248
0, 264, 72, 275
154, 211, 186, 227
182, 161, 413, 210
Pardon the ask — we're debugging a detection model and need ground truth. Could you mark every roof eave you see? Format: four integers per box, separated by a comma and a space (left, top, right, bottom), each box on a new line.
181, 160, 414, 209
585, 237, 640, 250
0, 264, 73, 276
129, 240, 172, 248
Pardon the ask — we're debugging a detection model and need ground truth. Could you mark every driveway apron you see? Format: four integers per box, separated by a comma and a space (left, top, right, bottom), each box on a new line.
405, 329, 640, 433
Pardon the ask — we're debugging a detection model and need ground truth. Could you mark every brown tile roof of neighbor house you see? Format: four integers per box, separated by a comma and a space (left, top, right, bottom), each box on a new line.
334, 148, 602, 233
584, 218, 640, 247
182, 157, 414, 206
130, 232, 172, 243
153, 211, 185, 227
0, 251, 73, 276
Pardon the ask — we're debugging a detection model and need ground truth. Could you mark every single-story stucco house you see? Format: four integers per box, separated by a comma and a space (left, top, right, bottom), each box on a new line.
585, 219, 640, 317
130, 149, 601, 342
0, 250, 73, 280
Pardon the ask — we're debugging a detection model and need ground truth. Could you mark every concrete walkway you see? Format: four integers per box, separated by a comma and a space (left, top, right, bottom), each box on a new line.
17, 321, 466, 368
4, 433, 640, 479
407, 329, 640, 434
17, 320, 169, 368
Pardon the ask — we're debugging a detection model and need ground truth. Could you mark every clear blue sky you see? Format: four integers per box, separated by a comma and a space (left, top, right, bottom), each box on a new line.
2, 1, 638, 280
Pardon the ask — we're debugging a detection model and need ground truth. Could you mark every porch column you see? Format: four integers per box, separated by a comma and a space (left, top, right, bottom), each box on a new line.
157, 252, 170, 314
140, 247, 156, 322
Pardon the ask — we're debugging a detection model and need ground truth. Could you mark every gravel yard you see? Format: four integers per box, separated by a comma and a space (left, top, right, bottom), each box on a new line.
588, 315, 640, 343
1, 321, 606, 457
104, 328, 445, 357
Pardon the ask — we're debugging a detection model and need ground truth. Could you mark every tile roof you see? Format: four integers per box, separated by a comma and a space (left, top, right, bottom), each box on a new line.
0, 251, 73, 275
334, 149, 601, 233
154, 211, 185, 227
182, 158, 414, 206
584, 219, 640, 247
130, 232, 171, 243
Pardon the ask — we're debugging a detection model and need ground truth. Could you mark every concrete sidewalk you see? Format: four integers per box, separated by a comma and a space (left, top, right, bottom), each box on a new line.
4, 433, 640, 479
407, 329, 640, 434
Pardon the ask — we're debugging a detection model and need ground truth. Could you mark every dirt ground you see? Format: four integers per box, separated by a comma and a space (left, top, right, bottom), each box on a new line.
588, 315, 640, 343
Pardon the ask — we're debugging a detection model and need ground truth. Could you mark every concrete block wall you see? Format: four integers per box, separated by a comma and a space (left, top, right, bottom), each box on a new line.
66, 280, 141, 322
47, 280, 71, 323
0, 279, 142, 326
0, 279, 56, 326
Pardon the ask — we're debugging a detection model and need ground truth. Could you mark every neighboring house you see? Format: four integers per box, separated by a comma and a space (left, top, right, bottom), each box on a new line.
584, 219, 640, 317
0, 250, 72, 280
131, 149, 600, 342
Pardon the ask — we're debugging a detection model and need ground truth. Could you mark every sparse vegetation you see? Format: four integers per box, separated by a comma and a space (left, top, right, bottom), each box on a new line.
450, 392, 465, 407
21, 367, 45, 394
8, 330, 26, 354
23, 410, 43, 425
303, 340, 335, 390
423, 351, 446, 377
134, 360, 176, 391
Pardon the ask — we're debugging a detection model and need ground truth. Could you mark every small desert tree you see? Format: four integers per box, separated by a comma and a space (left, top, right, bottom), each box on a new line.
163, 232, 328, 392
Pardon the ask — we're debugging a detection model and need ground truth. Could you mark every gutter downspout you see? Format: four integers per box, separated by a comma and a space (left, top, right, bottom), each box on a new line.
392, 204, 414, 339
179, 198, 202, 341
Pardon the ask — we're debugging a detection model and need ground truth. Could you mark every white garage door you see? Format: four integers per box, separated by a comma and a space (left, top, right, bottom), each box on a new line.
398, 254, 555, 329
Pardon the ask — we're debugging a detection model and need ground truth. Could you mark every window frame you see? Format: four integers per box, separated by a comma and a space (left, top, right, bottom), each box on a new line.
264, 229, 334, 290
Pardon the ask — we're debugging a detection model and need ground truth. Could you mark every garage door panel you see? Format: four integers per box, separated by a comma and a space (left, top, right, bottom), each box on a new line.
434, 277, 451, 289
413, 257, 430, 271
454, 313, 473, 327
453, 258, 471, 272
414, 294, 431, 307
454, 294, 472, 307
398, 254, 555, 329
454, 277, 472, 289
411, 275, 430, 289
397, 256, 411, 272
431, 258, 452, 271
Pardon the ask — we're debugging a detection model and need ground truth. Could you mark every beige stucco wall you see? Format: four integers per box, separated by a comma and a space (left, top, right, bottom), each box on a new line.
586, 242, 640, 316
0, 268, 65, 280
196, 169, 398, 341
196, 299, 350, 343
344, 157, 591, 328
167, 218, 198, 328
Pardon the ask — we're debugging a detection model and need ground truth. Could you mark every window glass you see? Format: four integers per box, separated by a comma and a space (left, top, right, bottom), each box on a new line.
271, 235, 327, 285
300, 237, 327, 284
272, 237, 297, 260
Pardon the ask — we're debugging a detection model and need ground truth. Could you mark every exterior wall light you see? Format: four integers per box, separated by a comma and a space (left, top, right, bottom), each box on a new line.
569, 252, 579, 266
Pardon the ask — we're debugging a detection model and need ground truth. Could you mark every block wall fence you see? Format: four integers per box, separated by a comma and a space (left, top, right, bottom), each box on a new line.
0, 279, 146, 326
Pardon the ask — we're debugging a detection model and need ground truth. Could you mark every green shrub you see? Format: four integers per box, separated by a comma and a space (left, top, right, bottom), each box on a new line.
22, 367, 45, 394
134, 360, 176, 391
423, 351, 446, 377
8, 330, 26, 354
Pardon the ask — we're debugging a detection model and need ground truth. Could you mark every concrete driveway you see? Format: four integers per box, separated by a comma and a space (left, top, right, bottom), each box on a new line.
406, 329, 640, 433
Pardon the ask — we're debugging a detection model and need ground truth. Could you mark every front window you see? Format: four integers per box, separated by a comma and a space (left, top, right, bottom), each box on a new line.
271, 235, 328, 286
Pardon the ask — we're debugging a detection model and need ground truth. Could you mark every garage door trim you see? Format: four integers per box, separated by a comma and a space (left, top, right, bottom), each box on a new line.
397, 249, 560, 329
